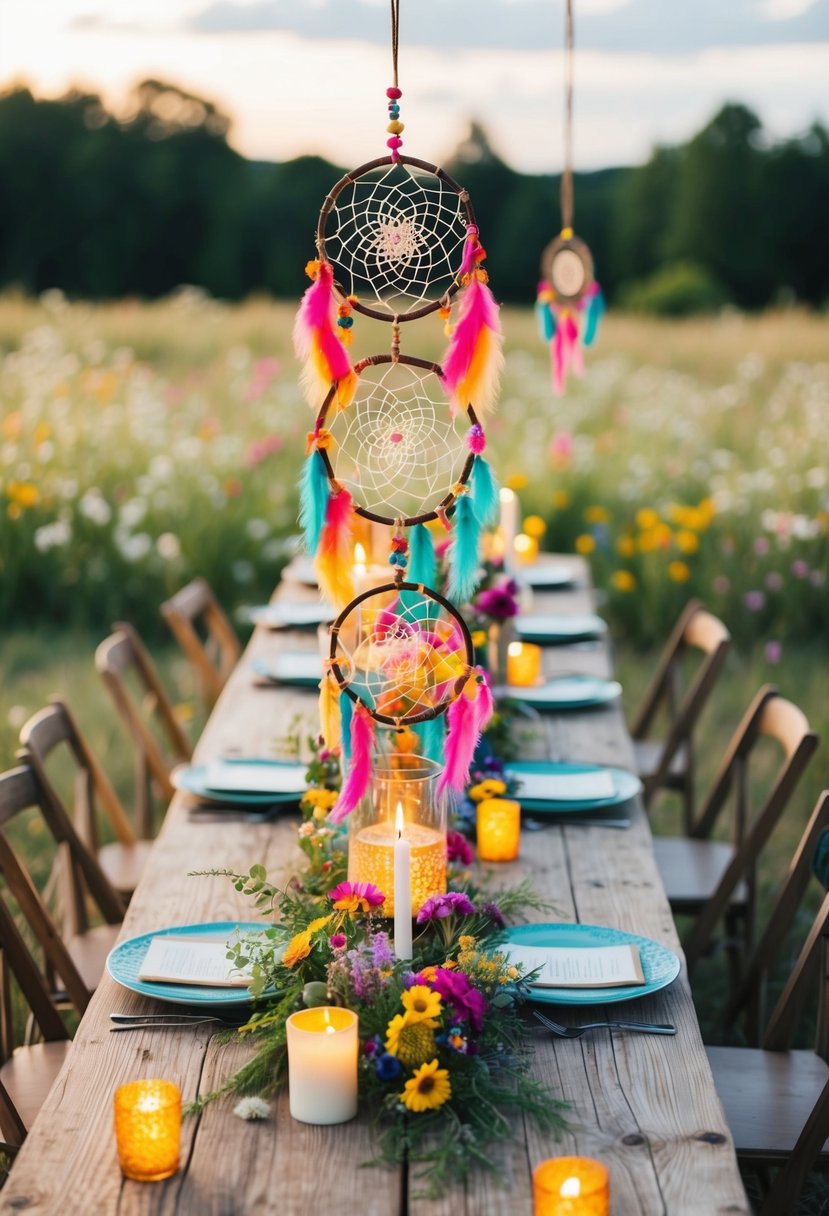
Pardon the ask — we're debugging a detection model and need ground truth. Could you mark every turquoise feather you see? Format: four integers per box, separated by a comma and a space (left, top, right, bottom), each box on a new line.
470, 455, 499, 528
339, 691, 353, 766
446, 494, 482, 605
399, 523, 436, 618
536, 299, 556, 342
413, 715, 446, 765
583, 286, 605, 347
298, 450, 330, 555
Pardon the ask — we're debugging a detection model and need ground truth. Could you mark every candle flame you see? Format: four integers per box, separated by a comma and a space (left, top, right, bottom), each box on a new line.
560, 1176, 581, 1198
323, 1008, 335, 1035
353, 542, 367, 572
395, 800, 404, 838
514, 533, 533, 554
499, 487, 515, 504
507, 641, 523, 657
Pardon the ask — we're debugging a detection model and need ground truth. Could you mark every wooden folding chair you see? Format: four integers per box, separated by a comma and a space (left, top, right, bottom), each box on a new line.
19, 699, 152, 902
161, 577, 240, 709
0, 763, 124, 1026
653, 685, 818, 979
630, 599, 731, 831
706, 796, 829, 1216
95, 622, 192, 837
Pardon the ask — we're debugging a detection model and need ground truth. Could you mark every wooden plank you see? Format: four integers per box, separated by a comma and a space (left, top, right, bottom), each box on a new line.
1, 559, 748, 1214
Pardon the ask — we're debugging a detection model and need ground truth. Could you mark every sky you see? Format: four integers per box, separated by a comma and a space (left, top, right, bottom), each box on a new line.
1, 0, 828, 172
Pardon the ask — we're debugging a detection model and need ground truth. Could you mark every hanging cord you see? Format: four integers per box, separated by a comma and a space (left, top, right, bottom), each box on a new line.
560, 0, 574, 233
385, 0, 404, 160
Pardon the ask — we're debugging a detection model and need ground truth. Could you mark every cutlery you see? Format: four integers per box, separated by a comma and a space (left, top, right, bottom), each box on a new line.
533, 1009, 675, 1037
110, 1012, 244, 1032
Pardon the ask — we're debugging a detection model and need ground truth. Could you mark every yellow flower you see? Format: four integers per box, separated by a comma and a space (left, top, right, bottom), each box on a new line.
281, 914, 332, 968
507, 473, 528, 491
611, 570, 636, 593
6, 481, 39, 509
575, 533, 596, 555
302, 788, 338, 811
401, 985, 442, 1024
468, 778, 506, 803
523, 514, 547, 539
636, 508, 660, 530
668, 561, 691, 583
385, 1013, 437, 1067
585, 505, 609, 525
616, 535, 635, 558
675, 529, 699, 554
401, 1059, 452, 1113
551, 490, 570, 510
471, 629, 487, 648
458, 935, 477, 951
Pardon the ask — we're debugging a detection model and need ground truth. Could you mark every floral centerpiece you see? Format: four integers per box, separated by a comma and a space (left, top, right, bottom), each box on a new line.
194, 741, 566, 1196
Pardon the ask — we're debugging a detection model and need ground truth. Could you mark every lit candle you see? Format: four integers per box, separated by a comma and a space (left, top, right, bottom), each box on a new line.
352, 541, 390, 597
532, 1156, 610, 1215
285, 1006, 359, 1125
353, 541, 368, 580
506, 640, 542, 687
349, 818, 446, 916
113, 1079, 181, 1182
514, 532, 540, 564
476, 797, 521, 862
393, 801, 413, 959
499, 488, 519, 570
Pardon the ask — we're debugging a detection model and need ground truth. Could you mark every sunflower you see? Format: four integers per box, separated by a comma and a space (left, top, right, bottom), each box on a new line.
401, 1059, 452, 1113
385, 1014, 436, 1068
401, 985, 442, 1024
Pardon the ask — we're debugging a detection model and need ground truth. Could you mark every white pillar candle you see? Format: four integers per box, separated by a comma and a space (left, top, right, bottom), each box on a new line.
499, 488, 519, 572
393, 801, 413, 960
285, 1006, 359, 1125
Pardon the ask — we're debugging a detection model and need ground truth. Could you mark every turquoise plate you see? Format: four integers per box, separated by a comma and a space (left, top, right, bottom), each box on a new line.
503, 922, 681, 1006
172, 759, 307, 806
247, 602, 333, 630
515, 613, 607, 645
518, 565, 576, 590
250, 654, 323, 687
506, 676, 621, 712
504, 761, 642, 812
106, 922, 282, 1007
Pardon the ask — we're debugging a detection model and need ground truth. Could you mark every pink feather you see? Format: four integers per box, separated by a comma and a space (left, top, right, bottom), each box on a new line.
329, 704, 375, 823
437, 668, 494, 795
293, 261, 354, 406
442, 273, 503, 418
552, 311, 579, 395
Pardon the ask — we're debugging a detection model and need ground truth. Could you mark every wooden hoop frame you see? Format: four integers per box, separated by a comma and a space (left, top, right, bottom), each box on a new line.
316, 155, 477, 323
540, 232, 594, 305
327, 581, 474, 727
316, 354, 479, 527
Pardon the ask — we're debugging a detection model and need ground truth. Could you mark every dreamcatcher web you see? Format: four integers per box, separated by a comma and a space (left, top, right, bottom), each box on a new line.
332, 590, 467, 723
321, 162, 470, 316
327, 362, 469, 522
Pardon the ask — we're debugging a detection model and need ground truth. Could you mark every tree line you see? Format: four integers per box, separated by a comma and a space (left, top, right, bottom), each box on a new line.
0, 79, 827, 311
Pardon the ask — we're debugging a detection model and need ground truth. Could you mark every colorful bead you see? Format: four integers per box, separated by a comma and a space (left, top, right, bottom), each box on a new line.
336, 315, 354, 329
387, 120, 404, 134
386, 87, 402, 99
387, 136, 402, 149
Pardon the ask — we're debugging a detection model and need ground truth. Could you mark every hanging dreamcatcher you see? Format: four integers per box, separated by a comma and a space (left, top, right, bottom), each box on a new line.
535, 0, 604, 394
293, 0, 501, 813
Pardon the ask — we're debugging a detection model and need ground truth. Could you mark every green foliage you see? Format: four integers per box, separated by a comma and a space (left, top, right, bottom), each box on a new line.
618, 261, 728, 316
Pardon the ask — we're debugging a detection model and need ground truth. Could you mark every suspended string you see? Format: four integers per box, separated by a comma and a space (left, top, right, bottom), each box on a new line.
561, 0, 574, 232
390, 0, 400, 90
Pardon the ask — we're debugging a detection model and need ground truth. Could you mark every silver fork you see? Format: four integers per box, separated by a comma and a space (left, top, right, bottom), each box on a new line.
533, 1009, 676, 1037
109, 1012, 243, 1032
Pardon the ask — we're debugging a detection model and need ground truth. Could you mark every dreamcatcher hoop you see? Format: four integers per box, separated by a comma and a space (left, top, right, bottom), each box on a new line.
317, 155, 477, 323
316, 354, 479, 527
327, 580, 474, 726
540, 231, 594, 305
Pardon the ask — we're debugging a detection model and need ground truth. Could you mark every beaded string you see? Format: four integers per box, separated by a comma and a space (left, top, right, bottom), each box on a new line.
386, 0, 404, 161
389, 518, 408, 584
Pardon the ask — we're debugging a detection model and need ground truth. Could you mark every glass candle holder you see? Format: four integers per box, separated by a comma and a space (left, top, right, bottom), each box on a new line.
347, 754, 446, 917
507, 641, 542, 687
114, 1079, 181, 1182
532, 1156, 610, 1215
476, 797, 521, 862
286, 1006, 359, 1124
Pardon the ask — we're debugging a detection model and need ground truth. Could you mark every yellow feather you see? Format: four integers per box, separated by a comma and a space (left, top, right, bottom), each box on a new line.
314, 548, 355, 612
456, 328, 504, 419
319, 672, 342, 751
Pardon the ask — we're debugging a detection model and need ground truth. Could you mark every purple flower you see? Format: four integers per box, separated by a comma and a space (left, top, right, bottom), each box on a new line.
791, 559, 810, 579
431, 969, 487, 1033
375, 1052, 402, 1081
364, 1037, 381, 1056
474, 581, 520, 622
416, 892, 476, 924
754, 537, 770, 556
370, 931, 395, 969
743, 590, 766, 612
712, 575, 730, 595
481, 901, 505, 928
447, 830, 474, 866
764, 640, 782, 665
764, 571, 784, 592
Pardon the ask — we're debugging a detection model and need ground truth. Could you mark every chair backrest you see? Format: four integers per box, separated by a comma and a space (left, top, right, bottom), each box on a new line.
19, 699, 137, 855
683, 686, 819, 974
630, 599, 731, 828
722, 791, 829, 1046
0, 763, 124, 1022
95, 622, 192, 835
161, 577, 240, 708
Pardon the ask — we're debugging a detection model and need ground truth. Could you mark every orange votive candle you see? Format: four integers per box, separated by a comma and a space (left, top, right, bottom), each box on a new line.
514, 532, 540, 564
476, 797, 521, 862
533, 1156, 610, 1215
507, 640, 542, 687
114, 1079, 181, 1182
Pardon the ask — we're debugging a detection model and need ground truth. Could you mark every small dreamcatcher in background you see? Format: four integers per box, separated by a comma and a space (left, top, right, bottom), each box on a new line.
535, 0, 604, 394
293, 0, 501, 813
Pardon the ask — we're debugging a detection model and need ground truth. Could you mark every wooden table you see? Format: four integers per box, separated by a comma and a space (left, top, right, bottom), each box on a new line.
1, 558, 750, 1214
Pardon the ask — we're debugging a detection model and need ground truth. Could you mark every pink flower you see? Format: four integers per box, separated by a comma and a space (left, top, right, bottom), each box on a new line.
416, 892, 475, 923
431, 968, 487, 1033
447, 830, 473, 866
743, 590, 765, 612
327, 881, 385, 913
764, 641, 782, 665
329, 933, 347, 950
791, 559, 810, 579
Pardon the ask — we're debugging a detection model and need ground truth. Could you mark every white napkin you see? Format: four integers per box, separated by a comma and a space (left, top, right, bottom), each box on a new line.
511, 769, 616, 802
202, 761, 307, 794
